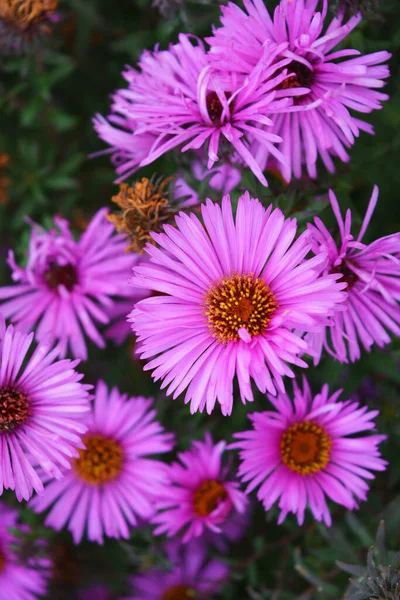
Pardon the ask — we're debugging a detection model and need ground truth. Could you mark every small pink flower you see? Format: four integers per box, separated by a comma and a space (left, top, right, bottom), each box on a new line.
0, 320, 91, 501
30, 381, 174, 544
232, 376, 387, 526
153, 434, 247, 543
0, 209, 135, 359
124, 539, 228, 600
306, 186, 400, 363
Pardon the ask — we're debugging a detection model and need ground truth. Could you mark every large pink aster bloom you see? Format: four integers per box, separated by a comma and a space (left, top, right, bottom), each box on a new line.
152, 433, 247, 543
0, 320, 91, 501
306, 186, 400, 363
232, 377, 387, 526
30, 381, 174, 544
208, 0, 391, 182
129, 192, 347, 415
94, 34, 318, 186
0, 209, 134, 360
124, 539, 228, 600
0, 501, 50, 600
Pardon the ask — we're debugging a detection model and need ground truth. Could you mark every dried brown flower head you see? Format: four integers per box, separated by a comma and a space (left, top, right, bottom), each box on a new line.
0, 0, 57, 31
108, 176, 178, 254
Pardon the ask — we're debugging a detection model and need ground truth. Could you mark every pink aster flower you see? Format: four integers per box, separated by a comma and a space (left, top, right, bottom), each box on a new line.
94, 34, 319, 187
208, 0, 391, 182
152, 433, 247, 543
30, 381, 174, 544
0, 209, 134, 360
129, 192, 346, 415
0, 320, 91, 501
306, 186, 400, 363
232, 376, 387, 526
124, 539, 228, 600
0, 501, 50, 600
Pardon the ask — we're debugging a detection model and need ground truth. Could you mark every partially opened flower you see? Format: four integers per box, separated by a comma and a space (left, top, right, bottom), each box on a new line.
129, 192, 346, 415
153, 433, 247, 543
306, 186, 400, 363
94, 34, 317, 187
0, 320, 91, 501
208, 0, 390, 182
0, 209, 134, 359
124, 539, 228, 600
30, 381, 174, 544
0, 501, 50, 600
232, 377, 387, 526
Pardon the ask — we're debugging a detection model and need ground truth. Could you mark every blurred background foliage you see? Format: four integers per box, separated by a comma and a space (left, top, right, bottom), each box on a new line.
0, 0, 399, 598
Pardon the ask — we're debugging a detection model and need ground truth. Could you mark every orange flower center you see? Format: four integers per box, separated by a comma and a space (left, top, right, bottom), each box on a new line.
163, 585, 193, 600
280, 421, 332, 475
193, 479, 228, 517
0, 386, 30, 433
73, 434, 124, 485
205, 274, 277, 343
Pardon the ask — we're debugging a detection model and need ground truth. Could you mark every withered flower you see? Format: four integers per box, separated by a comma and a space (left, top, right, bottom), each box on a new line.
108, 176, 179, 254
0, 0, 58, 53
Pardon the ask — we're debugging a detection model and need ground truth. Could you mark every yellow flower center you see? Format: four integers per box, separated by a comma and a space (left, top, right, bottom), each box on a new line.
193, 480, 227, 517
205, 274, 277, 343
0, 386, 30, 433
280, 421, 332, 475
73, 434, 124, 485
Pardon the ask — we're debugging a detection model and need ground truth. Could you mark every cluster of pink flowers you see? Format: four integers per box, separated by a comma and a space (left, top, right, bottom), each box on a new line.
95, 0, 390, 188
0, 1, 398, 599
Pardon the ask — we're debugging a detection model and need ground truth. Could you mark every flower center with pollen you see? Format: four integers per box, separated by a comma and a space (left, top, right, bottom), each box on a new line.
280, 421, 332, 476
206, 274, 278, 343
276, 60, 314, 91
193, 480, 227, 516
44, 263, 78, 291
0, 386, 30, 433
331, 263, 358, 290
0, 546, 6, 574
206, 91, 232, 126
73, 434, 124, 485
163, 585, 193, 600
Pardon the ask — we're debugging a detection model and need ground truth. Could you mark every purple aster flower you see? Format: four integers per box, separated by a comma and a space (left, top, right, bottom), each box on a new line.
0, 209, 134, 360
0, 320, 91, 501
305, 186, 400, 363
124, 539, 228, 600
232, 376, 387, 526
0, 501, 50, 600
30, 381, 175, 544
152, 433, 247, 543
129, 192, 346, 415
94, 34, 318, 187
208, 0, 391, 182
